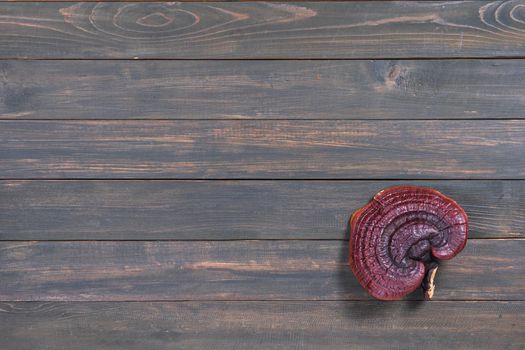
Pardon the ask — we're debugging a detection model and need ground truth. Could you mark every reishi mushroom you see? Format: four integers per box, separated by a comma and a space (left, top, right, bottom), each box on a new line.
349, 186, 468, 300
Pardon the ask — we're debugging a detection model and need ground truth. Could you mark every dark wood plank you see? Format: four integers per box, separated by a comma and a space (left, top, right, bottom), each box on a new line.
1, 180, 523, 240
0, 301, 523, 350
2, 60, 525, 120
1, 2, 525, 58
0, 239, 522, 301
1, 120, 524, 179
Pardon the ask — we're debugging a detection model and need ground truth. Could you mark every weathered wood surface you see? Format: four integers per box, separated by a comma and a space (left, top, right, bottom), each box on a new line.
1, 2, 525, 59
1, 120, 524, 179
0, 301, 523, 350
1, 180, 523, 240
0, 239, 522, 301
2, 60, 525, 120
1, 0, 523, 348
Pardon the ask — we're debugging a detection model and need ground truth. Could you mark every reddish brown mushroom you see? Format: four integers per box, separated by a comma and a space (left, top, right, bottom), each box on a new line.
349, 186, 468, 300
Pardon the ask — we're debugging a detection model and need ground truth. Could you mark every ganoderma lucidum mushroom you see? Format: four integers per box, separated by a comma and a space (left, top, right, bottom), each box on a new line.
349, 186, 468, 300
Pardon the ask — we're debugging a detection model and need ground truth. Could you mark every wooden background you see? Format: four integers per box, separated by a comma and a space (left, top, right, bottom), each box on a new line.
1, 1, 524, 349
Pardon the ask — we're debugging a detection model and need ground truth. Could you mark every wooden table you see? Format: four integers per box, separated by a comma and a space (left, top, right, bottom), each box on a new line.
1, 1, 524, 349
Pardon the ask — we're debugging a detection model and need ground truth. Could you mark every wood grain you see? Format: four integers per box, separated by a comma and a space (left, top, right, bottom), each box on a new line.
1, 120, 524, 179
1, 1, 522, 349
0, 239, 522, 301
2, 59, 525, 120
1, 2, 525, 58
1, 180, 523, 240
0, 301, 523, 350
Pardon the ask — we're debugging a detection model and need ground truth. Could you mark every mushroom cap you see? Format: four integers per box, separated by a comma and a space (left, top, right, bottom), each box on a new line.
349, 186, 468, 300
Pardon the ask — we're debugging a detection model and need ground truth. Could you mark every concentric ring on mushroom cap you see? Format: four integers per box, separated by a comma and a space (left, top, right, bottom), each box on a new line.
349, 186, 468, 300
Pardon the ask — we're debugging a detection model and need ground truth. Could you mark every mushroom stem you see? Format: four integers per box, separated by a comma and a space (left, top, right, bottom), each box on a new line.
423, 265, 439, 300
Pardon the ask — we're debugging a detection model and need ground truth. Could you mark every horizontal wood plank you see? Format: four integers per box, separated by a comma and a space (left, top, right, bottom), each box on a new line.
1, 120, 524, 179
1, 2, 525, 58
1, 180, 523, 240
0, 301, 523, 350
0, 239, 522, 301
2, 60, 525, 120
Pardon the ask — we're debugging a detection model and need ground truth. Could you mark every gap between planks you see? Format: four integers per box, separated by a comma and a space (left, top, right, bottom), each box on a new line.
4, 178, 525, 181
2, 119, 525, 121
0, 238, 521, 242
3, 57, 525, 61
0, 299, 522, 302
